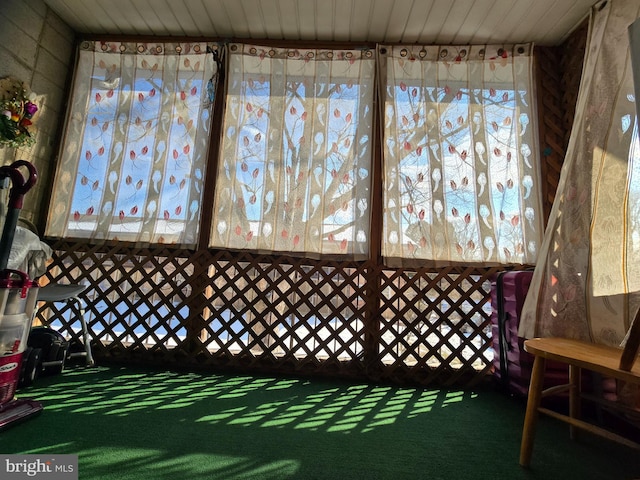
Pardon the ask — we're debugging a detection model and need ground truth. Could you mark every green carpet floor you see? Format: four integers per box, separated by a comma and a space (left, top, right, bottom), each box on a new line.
1, 366, 639, 479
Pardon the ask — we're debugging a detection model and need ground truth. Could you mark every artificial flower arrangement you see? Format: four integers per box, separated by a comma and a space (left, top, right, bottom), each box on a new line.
0, 76, 38, 148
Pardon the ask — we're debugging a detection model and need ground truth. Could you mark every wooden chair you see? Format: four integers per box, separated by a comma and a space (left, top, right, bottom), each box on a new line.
519, 308, 640, 467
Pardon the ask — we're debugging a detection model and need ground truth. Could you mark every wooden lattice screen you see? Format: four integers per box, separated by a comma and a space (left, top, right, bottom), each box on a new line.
34, 36, 586, 388
40, 243, 506, 387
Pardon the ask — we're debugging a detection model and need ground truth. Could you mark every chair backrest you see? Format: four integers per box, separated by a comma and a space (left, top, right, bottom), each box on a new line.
620, 305, 640, 371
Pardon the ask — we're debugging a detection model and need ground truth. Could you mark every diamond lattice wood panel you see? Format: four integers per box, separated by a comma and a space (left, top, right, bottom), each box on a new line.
535, 45, 565, 223
198, 251, 369, 368
534, 28, 587, 221
37, 241, 506, 387
561, 19, 588, 148
374, 266, 499, 386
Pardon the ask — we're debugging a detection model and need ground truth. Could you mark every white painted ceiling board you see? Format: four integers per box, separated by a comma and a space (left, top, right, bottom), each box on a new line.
437, 0, 481, 45
508, 0, 569, 43
313, 0, 335, 42
332, 0, 353, 42
241, 0, 269, 40
382, 0, 414, 44
213, 1, 238, 39
537, 1, 591, 45
132, 0, 173, 36
297, 0, 317, 40
400, 1, 436, 44
487, 0, 539, 44
101, 0, 140, 35
63, 0, 115, 34
183, 0, 218, 37
367, 0, 395, 43
258, 0, 285, 40
420, 0, 457, 43
165, 0, 201, 36
42, 0, 599, 46
277, 0, 301, 39
349, 0, 375, 44
469, 0, 517, 46
450, 0, 497, 45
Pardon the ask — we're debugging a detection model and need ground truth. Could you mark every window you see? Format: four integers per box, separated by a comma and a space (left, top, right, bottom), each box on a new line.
47, 40, 542, 266
45, 41, 219, 247
209, 44, 375, 259
380, 45, 544, 266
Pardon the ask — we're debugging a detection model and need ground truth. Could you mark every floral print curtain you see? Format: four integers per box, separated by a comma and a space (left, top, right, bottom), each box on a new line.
379, 44, 544, 267
45, 41, 218, 247
209, 44, 375, 259
519, 0, 640, 345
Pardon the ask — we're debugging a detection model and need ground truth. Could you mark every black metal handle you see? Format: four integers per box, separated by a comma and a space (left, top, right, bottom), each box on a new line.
0, 161, 38, 272
0, 160, 38, 210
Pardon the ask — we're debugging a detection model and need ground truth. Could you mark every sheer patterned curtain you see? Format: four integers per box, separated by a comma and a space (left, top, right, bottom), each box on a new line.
46, 41, 218, 247
379, 44, 544, 267
519, 0, 640, 345
209, 44, 375, 259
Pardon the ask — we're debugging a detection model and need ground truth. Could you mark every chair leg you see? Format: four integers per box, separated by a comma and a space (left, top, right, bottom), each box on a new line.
520, 354, 546, 467
569, 364, 581, 439
70, 297, 95, 366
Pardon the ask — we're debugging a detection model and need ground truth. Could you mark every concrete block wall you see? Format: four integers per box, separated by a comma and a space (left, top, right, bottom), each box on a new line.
0, 0, 75, 227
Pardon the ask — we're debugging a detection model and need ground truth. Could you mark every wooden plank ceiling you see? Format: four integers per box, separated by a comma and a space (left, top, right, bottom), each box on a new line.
44, 0, 598, 46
